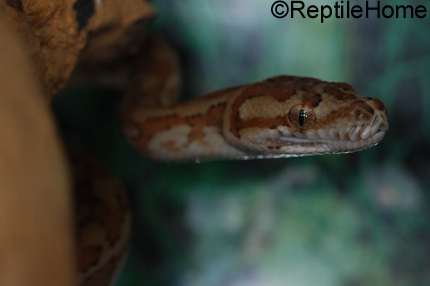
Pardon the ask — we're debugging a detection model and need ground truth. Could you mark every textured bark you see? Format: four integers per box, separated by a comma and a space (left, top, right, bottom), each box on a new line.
2, 0, 155, 99
1, 0, 47, 94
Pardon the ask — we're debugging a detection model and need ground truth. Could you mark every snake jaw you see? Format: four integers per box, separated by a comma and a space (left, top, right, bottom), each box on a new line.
267, 111, 388, 155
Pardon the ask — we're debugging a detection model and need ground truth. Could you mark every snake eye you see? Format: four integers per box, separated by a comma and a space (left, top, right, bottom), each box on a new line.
299, 109, 306, 126
288, 105, 316, 130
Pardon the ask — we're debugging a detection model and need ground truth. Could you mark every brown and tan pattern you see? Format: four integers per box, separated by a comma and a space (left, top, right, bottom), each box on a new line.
68, 150, 131, 286
122, 75, 389, 162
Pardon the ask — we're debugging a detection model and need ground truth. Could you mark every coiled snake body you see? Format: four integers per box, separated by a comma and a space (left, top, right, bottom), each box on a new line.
83, 37, 389, 285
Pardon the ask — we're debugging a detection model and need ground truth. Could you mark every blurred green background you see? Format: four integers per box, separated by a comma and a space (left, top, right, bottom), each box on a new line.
54, 0, 430, 285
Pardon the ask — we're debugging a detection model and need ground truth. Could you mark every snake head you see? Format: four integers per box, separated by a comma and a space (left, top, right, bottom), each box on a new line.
225, 76, 389, 158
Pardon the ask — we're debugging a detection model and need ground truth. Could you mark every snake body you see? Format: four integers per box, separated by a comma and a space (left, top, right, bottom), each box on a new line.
71, 151, 131, 286
78, 56, 391, 285
74, 36, 389, 285
74, 36, 390, 286
122, 75, 388, 162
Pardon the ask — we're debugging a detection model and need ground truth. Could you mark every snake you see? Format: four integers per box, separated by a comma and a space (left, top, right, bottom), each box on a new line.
81, 37, 389, 286
122, 74, 388, 162
120, 38, 389, 163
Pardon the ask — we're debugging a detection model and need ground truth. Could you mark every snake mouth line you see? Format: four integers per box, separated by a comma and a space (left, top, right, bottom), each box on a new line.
239, 129, 387, 160
274, 129, 387, 153
272, 113, 389, 153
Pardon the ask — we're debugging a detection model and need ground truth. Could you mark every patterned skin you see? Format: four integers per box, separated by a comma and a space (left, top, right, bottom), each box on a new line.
122, 75, 388, 162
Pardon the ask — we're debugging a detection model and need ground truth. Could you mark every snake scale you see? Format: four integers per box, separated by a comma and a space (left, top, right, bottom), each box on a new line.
75, 35, 389, 285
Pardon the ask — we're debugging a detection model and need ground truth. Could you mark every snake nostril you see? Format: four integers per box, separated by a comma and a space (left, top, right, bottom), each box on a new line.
350, 108, 371, 124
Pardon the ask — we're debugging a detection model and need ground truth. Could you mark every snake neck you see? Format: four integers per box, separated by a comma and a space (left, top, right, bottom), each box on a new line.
122, 85, 248, 162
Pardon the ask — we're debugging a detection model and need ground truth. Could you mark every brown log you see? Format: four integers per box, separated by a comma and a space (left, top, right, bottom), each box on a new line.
0, 18, 75, 286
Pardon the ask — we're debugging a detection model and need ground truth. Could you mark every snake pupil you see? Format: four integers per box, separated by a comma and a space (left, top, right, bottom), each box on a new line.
299, 109, 306, 126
